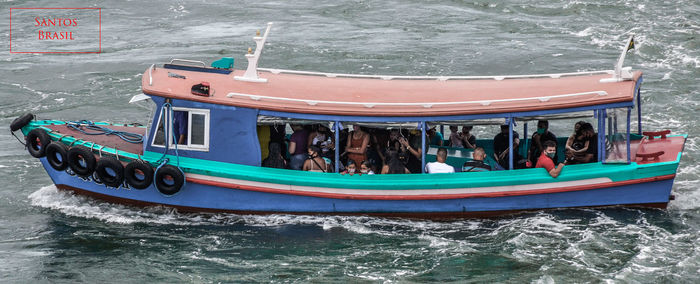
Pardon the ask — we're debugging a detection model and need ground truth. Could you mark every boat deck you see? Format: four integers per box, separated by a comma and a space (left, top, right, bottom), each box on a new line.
630, 135, 685, 164
44, 124, 145, 155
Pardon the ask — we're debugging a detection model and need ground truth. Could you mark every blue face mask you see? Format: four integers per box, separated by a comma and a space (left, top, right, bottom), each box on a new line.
537, 128, 546, 135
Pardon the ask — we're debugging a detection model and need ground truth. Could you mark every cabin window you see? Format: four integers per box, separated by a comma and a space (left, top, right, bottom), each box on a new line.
603, 108, 630, 163
151, 107, 210, 151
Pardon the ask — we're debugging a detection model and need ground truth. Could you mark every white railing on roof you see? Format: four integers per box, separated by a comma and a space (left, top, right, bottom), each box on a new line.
256, 68, 614, 81
226, 91, 608, 108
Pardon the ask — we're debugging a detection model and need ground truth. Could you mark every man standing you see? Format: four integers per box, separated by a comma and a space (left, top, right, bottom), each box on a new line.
425, 148, 455, 173
536, 140, 565, 178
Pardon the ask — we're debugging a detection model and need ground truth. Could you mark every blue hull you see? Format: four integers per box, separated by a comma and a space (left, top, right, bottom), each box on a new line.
40, 159, 673, 216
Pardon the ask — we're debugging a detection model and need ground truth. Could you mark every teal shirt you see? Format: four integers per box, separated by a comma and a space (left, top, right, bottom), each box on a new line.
430, 132, 444, 146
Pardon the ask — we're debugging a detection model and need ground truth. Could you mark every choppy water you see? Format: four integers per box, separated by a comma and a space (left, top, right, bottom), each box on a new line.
1, 0, 698, 282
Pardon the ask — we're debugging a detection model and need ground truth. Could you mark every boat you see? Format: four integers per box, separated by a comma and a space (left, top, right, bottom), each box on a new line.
10, 23, 687, 218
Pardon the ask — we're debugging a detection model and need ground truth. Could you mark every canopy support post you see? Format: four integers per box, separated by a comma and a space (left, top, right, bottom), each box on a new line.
523, 122, 528, 164
508, 117, 514, 170
598, 109, 607, 163
421, 121, 426, 173
626, 107, 631, 164
334, 121, 340, 173
637, 88, 642, 135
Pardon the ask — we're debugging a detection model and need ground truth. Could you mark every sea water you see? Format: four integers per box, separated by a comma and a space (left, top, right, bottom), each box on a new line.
1, 0, 698, 282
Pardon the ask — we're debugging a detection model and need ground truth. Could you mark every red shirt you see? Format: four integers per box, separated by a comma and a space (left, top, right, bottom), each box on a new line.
536, 152, 555, 172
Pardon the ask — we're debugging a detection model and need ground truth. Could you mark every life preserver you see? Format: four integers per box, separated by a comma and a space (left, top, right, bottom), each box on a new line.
45, 142, 69, 171
10, 113, 34, 132
124, 160, 154, 189
154, 164, 184, 195
67, 146, 97, 177
95, 157, 125, 188
26, 128, 51, 158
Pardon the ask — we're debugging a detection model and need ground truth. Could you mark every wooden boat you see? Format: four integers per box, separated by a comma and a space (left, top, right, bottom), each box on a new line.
11, 23, 687, 218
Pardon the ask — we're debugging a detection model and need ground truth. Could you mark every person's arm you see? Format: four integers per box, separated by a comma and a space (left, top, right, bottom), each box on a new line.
178, 135, 186, 144
344, 133, 354, 153
288, 141, 297, 156
549, 163, 565, 178
463, 135, 476, 149
381, 165, 389, 174
565, 134, 575, 151
302, 160, 310, 171
404, 167, 411, 174
573, 140, 590, 153
307, 132, 317, 148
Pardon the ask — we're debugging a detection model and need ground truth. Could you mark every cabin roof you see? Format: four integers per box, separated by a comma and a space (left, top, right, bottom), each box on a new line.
142, 66, 641, 117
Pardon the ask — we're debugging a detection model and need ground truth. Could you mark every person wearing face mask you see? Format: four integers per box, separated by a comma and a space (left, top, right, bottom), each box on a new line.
528, 120, 558, 166
536, 140, 565, 178
360, 160, 375, 175
341, 160, 357, 175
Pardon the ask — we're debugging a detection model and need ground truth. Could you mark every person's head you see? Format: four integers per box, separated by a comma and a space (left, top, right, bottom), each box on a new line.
389, 129, 400, 141
537, 120, 549, 134
385, 150, 405, 174
449, 125, 458, 132
436, 147, 448, 163
352, 124, 362, 132
575, 121, 586, 133
543, 140, 557, 159
346, 160, 356, 173
462, 125, 473, 134
427, 126, 436, 136
307, 145, 320, 158
580, 122, 595, 138
360, 161, 372, 174
500, 124, 509, 134
268, 142, 282, 156
473, 147, 486, 161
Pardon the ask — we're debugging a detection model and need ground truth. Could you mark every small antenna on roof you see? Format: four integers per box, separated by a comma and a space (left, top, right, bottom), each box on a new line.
601, 34, 636, 83
235, 22, 273, 83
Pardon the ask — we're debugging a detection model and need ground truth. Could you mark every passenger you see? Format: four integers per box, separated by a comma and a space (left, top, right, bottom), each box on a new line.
399, 131, 423, 173
303, 145, 331, 173
360, 160, 375, 175
565, 121, 585, 155
566, 123, 598, 164
261, 142, 287, 169
528, 120, 558, 165
173, 110, 188, 144
460, 125, 477, 149
345, 125, 370, 168
493, 124, 525, 169
462, 147, 491, 172
366, 128, 385, 174
536, 140, 565, 178
427, 126, 444, 146
341, 160, 357, 175
269, 124, 287, 157
448, 125, 463, 147
308, 124, 334, 159
381, 150, 411, 174
288, 124, 309, 170
425, 148, 455, 173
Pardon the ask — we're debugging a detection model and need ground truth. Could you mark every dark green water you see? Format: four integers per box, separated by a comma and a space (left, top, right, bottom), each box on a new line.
1, 0, 698, 282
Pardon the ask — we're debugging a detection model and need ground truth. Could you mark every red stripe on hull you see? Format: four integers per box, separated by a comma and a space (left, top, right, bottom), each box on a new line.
186, 174, 676, 200
55, 184, 668, 219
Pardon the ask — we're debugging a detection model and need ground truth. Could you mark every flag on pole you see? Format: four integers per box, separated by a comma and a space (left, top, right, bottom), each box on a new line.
627, 36, 635, 51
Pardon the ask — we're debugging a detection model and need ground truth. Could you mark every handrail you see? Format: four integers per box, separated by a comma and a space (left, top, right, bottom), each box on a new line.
148, 64, 155, 86
227, 90, 608, 108
257, 68, 614, 81
169, 59, 207, 67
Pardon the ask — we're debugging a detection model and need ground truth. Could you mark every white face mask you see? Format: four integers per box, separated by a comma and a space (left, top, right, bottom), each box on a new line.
361, 169, 369, 174
348, 168, 356, 173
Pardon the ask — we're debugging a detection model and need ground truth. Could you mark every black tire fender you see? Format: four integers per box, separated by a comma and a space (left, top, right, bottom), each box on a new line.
26, 128, 51, 158
95, 157, 125, 188
67, 146, 97, 177
45, 142, 69, 171
154, 165, 184, 195
10, 113, 33, 132
124, 160, 154, 190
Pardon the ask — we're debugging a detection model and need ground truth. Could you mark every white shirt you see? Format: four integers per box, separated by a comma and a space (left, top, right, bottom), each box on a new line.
425, 162, 455, 174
